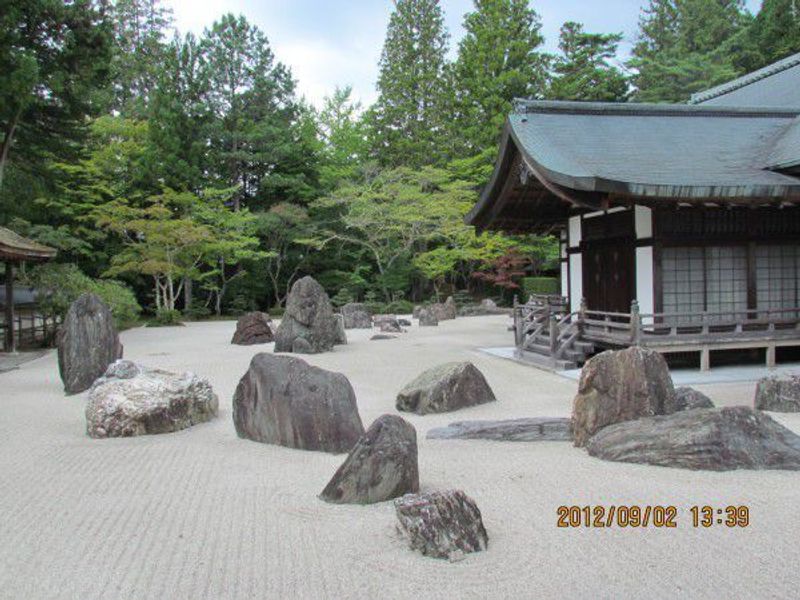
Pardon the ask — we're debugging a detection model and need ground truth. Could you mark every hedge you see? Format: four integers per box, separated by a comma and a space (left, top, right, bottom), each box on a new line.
521, 276, 559, 297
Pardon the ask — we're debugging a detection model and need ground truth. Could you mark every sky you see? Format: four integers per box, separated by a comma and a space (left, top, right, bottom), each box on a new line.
165, 0, 763, 108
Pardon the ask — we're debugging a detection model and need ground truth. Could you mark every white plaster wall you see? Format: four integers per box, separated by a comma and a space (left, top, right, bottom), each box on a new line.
569, 253, 583, 313
635, 205, 653, 239
568, 216, 581, 247
636, 246, 655, 323
561, 261, 569, 298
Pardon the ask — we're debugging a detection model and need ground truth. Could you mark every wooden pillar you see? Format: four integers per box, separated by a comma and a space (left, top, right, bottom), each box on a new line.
700, 348, 710, 372
4, 261, 14, 353
766, 345, 776, 369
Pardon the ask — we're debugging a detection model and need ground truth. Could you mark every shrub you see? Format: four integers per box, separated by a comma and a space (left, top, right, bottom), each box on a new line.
365, 301, 387, 315
521, 276, 559, 297
385, 299, 414, 314
268, 305, 285, 318
183, 301, 211, 320
88, 279, 142, 329
149, 308, 184, 327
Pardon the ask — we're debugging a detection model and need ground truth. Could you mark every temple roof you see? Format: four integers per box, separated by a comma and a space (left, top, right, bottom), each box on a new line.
0, 227, 57, 262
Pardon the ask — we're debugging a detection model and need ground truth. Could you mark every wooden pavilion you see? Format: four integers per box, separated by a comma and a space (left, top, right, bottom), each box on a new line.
467, 53, 800, 370
0, 227, 56, 353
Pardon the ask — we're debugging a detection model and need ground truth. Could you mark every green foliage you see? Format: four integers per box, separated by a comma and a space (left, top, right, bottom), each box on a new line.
548, 22, 629, 101
317, 87, 370, 190
370, 0, 450, 167
521, 276, 560, 297
24, 263, 141, 328
385, 299, 414, 314
733, 0, 800, 72
149, 308, 184, 327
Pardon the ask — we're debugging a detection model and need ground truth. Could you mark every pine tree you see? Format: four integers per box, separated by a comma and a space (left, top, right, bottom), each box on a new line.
447, 0, 547, 157
629, 0, 751, 102
548, 22, 629, 101
370, 0, 450, 168
737, 0, 800, 71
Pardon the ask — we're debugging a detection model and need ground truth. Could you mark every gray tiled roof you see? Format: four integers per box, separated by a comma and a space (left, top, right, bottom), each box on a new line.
506, 100, 800, 199
768, 116, 800, 172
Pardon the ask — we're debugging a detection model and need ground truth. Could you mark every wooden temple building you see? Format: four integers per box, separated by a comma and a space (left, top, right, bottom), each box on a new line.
467, 52, 800, 370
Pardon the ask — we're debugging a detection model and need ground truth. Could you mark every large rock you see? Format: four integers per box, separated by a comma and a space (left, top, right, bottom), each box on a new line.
233, 353, 364, 453
231, 311, 274, 345
674, 386, 714, 411
430, 301, 455, 321
427, 417, 572, 442
394, 490, 488, 560
572, 347, 676, 447
57, 293, 123, 394
86, 360, 218, 438
341, 303, 372, 329
274, 276, 340, 354
755, 375, 800, 412
418, 307, 438, 327
396, 361, 496, 415
320, 414, 419, 504
586, 406, 800, 471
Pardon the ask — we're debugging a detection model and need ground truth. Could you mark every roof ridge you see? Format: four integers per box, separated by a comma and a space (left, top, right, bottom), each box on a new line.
689, 52, 800, 104
512, 99, 800, 119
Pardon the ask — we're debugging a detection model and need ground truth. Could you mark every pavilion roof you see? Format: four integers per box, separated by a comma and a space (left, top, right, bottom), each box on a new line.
0, 226, 57, 262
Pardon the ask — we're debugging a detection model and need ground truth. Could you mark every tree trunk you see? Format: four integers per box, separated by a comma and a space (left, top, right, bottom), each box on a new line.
0, 107, 23, 191
183, 277, 193, 312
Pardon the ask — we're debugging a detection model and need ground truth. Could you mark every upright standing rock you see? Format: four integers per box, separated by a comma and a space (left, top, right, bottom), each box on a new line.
57, 293, 123, 394
332, 314, 347, 345
418, 307, 438, 327
274, 276, 341, 354
394, 490, 488, 560
444, 296, 457, 319
341, 303, 372, 329
396, 361, 496, 415
320, 414, 419, 504
572, 347, 676, 447
233, 353, 365, 453
231, 311, 274, 345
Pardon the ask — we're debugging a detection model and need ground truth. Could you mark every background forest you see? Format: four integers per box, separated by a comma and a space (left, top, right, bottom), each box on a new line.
1, 0, 799, 324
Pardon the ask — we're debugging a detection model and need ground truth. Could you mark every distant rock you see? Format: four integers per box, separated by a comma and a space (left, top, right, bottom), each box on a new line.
341, 303, 372, 329
373, 314, 397, 325
231, 311, 274, 345
396, 361, 496, 415
481, 298, 498, 310
398, 318, 411, 327
673, 387, 714, 411
57, 293, 123, 394
572, 347, 676, 447
412, 305, 423, 319
333, 314, 347, 345
586, 406, 800, 471
418, 307, 438, 327
86, 360, 218, 438
370, 334, 396, 341
320, 414, 419, 504
755, 375, 800, 412
378, 319, 403, 333
458, 299, 511, 317
444, 296, 457, 319
274, 276, 341, 354
430, 300, 455, 321
427, 417, 572, 442
394, 490, 488, 560
233, 353, 364, 453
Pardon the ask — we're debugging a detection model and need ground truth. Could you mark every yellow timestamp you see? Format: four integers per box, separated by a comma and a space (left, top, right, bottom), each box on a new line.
556, 505, 750, 528
690, 505, 750, 528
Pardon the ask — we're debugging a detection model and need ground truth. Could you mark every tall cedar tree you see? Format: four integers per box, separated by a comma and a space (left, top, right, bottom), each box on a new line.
0, 0, 112, 190
736, 0, 800, 71
448, 0, 546, 158
370, 0, 450, 168
629, 0, 751, 102
548, 22, 629, 101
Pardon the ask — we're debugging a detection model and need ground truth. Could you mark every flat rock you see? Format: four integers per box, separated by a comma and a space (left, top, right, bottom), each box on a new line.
572, 346, 676, 447
233, 353, 364, 453
396, 361, 496, 415
57, 293, 123, 394
418, 307, 438, 327
320, 414, 419, 504
274, 276, 342, 353
586, 406, 800, 471
755, 375, 800, 412
231, 311, 274, 345
674, 386, 714, 411
370, 334, 396, 341
427, 417, 572, 442
86, 360, 218, 438
341, 303, 372, 329
394, 490, 488, 560
378, 319, 403, 333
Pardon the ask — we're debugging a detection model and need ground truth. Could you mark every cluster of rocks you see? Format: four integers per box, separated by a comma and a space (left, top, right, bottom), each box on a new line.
413, 296, 457, 327
86, 360, 218, 438
571, 346, 800, 471
457, 298, 511, 317
274, 276, 346, 354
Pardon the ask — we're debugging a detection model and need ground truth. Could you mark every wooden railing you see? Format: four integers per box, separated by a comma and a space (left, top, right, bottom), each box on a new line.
0, 311, 58, 352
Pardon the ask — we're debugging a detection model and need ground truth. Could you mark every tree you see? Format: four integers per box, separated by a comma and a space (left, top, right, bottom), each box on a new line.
0, 0, 112, 190
447, 0, 547, 157
629, 0, 751, 102
548, 22, 629, 101
370, 0, 450, 168
735, 0, 800, 72
317, 86, 370, 190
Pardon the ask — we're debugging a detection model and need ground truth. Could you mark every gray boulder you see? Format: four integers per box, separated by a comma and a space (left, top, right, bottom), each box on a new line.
394, 490, 488, 560
57, 293, 123, 394
378, 319, 403, 333
586, 406, 800, 471
370, 334, 396, 341
444, 296, 457, 318
412, 305, 423, 319
341, 303, 372, 329
418, 307, 438, 327
572, 347, 676, 447
231, 311, 274, 345
755, 375, 800, 412
398, 318, 411, 327
427, 417, 572, 442
396, 361, 496, 415
233, 353, 364, 453
430, 302, 455, 321
320, 414, 419, 504
333, 314, 347, 345
674, 386, 714, 411
274, 276, 340, 354
86, 360, 218, 438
